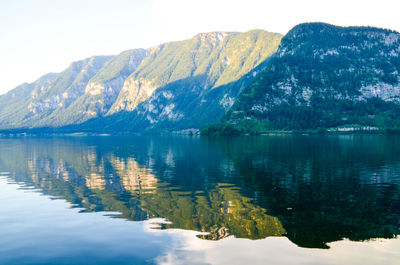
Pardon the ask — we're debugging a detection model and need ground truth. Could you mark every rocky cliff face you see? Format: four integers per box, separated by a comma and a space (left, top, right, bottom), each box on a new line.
5, 23, 399, 133
108, 30, 283, 132
0, 56, 112, 128
79, 49, 148, 116
224, 23, 400, 131
0, 30, 282, 130
0, 73, 57, 128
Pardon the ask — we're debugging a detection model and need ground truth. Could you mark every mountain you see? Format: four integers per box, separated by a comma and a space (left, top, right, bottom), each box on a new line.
0, 30, 283, 131
3, 23, 399, 135
0, 56, 113, 128
53, 49, 147, 124
212, 23, 400, 134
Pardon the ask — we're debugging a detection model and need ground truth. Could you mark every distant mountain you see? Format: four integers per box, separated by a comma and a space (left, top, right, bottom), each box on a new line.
3, 23, 400, 135
213, 23, 400, 134
0, 56, 113, 128
0, 30, 282, 131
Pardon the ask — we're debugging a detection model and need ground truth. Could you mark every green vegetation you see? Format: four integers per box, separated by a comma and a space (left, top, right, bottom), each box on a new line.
107, 30, 283, 129
0, 30, 282, 132
90, 49, 147, 84
2, 23, 400, 135
125, 30, 282, 88
0, 56, 113, 128
201, 119, 271, 135
219, 23, 400, 134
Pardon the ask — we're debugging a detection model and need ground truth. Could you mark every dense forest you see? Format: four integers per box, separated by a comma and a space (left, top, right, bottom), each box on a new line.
205, 23, 400, 135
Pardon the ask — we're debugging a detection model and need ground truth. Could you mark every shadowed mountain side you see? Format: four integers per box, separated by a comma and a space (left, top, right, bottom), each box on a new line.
0, 30, 282, 131
8, 62, 271, 134
76, 62, 269, 133
204, 23, 400, 134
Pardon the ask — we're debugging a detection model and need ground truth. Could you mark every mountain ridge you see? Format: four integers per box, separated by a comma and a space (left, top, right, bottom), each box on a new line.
202, 22, 400, 134
2, 23, 400, 134
0, 29, 283, 131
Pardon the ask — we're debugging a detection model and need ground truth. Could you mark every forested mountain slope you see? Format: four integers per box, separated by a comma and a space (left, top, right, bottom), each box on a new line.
0, 30, 282, 131
217, 23, 400, 133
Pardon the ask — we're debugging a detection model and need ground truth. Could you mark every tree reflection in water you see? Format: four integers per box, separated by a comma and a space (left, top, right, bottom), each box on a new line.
0, 135, 398, 249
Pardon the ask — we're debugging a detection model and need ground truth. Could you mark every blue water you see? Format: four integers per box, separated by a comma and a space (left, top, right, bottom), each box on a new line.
0, 135, 399, 264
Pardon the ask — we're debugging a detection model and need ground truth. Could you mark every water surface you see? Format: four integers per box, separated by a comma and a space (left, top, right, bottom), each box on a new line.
0, 135, 399, 264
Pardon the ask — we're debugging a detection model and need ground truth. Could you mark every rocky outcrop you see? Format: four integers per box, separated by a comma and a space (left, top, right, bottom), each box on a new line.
225, 23, 400, 131
0, 30, 282, 130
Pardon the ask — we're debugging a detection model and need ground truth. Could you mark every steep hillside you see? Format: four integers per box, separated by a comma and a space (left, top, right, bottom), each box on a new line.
0, 56, 112, 128
44, 49, 148, 125
113, 30, 283, 131
0, 30, 282, 131
0, 73, 57, 128
217, 23, 400, 133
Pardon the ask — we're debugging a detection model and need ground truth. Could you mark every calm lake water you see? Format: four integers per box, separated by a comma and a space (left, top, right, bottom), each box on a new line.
0, 135, 399, 265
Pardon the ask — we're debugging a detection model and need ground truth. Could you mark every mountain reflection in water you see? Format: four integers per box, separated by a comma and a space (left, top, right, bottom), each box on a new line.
0, 135, 399, 249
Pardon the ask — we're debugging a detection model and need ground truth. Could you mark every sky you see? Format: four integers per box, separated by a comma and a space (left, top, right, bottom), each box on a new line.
0, 0, 399, 95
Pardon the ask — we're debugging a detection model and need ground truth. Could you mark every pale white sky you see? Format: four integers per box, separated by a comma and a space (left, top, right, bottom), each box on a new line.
0, 0, 399, 95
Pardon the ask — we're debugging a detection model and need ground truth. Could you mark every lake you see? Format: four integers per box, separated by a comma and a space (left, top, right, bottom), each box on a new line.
0, 135, 399, 264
